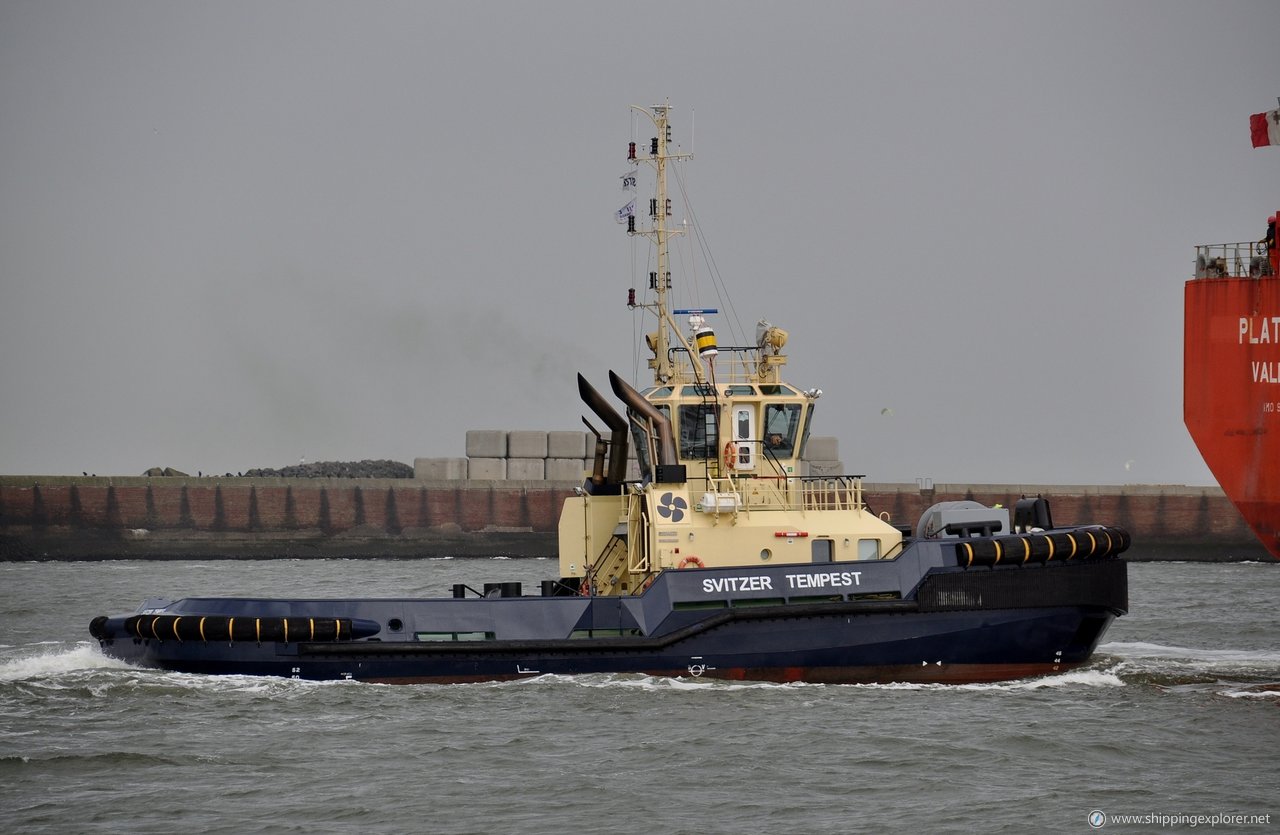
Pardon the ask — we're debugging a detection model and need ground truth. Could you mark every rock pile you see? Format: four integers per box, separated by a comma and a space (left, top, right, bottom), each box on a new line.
241, 460, 414, 479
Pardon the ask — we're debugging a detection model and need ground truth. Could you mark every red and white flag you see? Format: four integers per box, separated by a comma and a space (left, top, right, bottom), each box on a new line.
1250, 108, 1280, 147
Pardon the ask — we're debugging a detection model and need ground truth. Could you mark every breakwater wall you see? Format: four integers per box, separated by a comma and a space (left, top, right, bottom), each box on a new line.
0, 476, 1265, 561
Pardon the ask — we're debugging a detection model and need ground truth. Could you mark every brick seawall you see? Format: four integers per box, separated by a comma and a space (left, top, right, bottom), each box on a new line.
0, 476, 1267, 561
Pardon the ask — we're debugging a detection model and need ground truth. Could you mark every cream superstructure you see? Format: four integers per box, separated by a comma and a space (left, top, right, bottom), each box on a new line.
558, 105, 903, 595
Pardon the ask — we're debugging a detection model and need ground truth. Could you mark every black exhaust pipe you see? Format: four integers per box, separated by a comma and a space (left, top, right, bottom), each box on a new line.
608, 370, 677, 466
577, 373, 629, 485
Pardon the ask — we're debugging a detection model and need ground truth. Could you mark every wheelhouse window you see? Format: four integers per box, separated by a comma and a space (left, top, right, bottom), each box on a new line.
679, 403, 719, 459
630, 405, 670, 478
763, 403, 803, 454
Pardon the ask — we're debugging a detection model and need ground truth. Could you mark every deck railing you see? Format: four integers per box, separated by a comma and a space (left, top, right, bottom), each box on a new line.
799, 476, 865, 512
1195, 242, 1272, 278
666, 345, 785, 384
698, 474, 867, 514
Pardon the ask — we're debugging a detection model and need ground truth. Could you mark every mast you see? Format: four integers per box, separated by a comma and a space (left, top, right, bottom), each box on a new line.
629, 103, 696, 385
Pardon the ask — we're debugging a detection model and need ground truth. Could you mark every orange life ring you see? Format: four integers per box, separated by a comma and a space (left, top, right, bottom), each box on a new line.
677, 555, 705, 569
723, 442, 736, 469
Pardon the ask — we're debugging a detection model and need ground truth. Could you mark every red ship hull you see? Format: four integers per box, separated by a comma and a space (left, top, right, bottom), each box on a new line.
1184, 272, 1280, 560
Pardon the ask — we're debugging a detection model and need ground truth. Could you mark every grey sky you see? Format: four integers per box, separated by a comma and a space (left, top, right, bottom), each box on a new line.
2, 1, 1278, 485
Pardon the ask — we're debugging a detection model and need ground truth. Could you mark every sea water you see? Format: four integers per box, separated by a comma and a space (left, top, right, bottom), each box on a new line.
1, 559, 1277, 834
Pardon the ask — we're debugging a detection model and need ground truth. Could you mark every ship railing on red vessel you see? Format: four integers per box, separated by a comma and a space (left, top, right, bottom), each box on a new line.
1195, 242, 1273, 279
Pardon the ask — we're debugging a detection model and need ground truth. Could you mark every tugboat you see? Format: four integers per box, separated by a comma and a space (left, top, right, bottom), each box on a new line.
90, 104, 1129, 684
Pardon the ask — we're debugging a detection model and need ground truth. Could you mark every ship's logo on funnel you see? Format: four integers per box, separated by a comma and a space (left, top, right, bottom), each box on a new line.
657, 492, 688, 523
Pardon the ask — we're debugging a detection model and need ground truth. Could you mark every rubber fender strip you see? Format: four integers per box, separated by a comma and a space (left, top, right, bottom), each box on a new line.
309, 618, 316, 641
172, 617, 182, 643
1066, 533, 1077, 559
1020, 537, 1031, 563
199, 617, 207, 643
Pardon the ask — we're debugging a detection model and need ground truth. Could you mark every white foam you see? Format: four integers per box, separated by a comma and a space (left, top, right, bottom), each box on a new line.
832, 667, 1126, 693
1218, 686, 1280, 699
1102, 641, 1280, 666
505, 672, 814, 692
503, 669, 1120, 693
0, 643, 132, 682
998, 667, 1126, 690
142, 670, 356, 695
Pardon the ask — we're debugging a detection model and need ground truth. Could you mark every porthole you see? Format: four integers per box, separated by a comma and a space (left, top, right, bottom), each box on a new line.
760, 548, 773, 561
388, 618, 403, 632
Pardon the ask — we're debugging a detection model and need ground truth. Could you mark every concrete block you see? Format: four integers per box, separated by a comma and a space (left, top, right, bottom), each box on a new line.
506, 459, 546, 480
507, 430, 549, 459
466, 430, 507, 459
546, 458, 589, 482
802, 460, 844, 477
804, 436, 840, 462
467, 458, 508, 480
414, 457, 468, 480
548, 430, 589, 459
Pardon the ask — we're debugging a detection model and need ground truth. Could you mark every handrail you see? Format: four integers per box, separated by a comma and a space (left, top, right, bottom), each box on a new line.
665, 345, 784, 384
697, 474, 868, 514
800, 476, 866, 512
1194, 242, 1272, 278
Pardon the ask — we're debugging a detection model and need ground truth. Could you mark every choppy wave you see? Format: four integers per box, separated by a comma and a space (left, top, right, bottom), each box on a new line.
1219, 684, 1280, 699
487, 667, 1126, 694
4, 639, 1275, 702
1102, 640, 1280, 665
1098, 640, 1280, 700
0, 643, 131, 682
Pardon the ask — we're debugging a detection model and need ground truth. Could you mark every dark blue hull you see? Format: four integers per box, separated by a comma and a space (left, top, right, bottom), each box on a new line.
97, 605, 1115, 685
91, 544, 1128, 685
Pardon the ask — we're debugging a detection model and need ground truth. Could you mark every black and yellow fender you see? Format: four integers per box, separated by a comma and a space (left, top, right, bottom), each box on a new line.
955, 526, 1130, 568
89, 614, 381, 643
